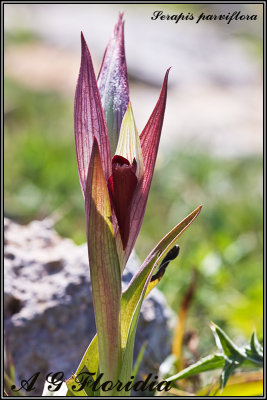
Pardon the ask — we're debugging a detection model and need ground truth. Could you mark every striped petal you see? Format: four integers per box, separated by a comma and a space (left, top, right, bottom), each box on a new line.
74, 33, 111, 195
123, 68, 170, 266
115, 102, 144, 180
97, 13, 129, 156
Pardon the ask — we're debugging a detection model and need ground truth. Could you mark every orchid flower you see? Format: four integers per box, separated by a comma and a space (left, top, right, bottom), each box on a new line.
75, 14, 170, 270
68, 14, 202, 396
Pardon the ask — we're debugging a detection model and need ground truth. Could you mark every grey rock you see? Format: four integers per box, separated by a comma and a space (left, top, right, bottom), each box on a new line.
4, 218, 173, 396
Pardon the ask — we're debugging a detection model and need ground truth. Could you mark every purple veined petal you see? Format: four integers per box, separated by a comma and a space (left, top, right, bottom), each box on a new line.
97, 13, 129, 156
109, 102, 143, 265
85, 137, 121, 383
74, 32, 111, 196
122, 68, 170, 266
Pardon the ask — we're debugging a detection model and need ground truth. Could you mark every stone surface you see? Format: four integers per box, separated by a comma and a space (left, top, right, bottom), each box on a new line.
4, 218, 173, 396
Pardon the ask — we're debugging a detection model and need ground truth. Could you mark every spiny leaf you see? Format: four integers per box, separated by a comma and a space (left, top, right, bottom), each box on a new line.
250, 331, 263, 356
165, 323, 263, 389
211, 322, 246, 361
221, 360, 241, 389
245, 331, 263, 363
211, 324, 263, 368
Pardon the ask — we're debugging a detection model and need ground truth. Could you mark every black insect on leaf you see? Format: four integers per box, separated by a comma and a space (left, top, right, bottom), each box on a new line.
150, 245, 180, 282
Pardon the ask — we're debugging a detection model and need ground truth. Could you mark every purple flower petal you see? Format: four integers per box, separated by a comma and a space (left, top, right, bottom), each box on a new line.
123, 69, 170, 265
97, 13, 129, 156
74, 32, 111, 195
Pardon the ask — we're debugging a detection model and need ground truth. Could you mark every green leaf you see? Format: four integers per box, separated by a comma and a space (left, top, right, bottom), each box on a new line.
211, 324, 263, 368
165, 354, 225, 382
211, 322, 246, 361
221, 360, 240, 389
85, 138, 122, 385
65, 373, 94, 397
250, 331, 263, 356
119, 206, 202, 393
210, 323, 245, 389
66, 335, 98, 396
76, 335, 99, 378
67, 205, 202, 396
166, 323, 263, 390
245, 331, 263, 364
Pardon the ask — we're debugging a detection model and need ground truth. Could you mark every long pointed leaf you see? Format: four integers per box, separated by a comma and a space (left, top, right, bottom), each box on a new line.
124, 69, 170, 265
85, 138, 121, 383
97, 13, 129, 156
119, 206, 202, 390
221, 360, 239, 389
72, 207, 201, 395
75, 33, 111, 195
165, 354, 225, 382
211, 322, 246, 360
245, 331, 263, 363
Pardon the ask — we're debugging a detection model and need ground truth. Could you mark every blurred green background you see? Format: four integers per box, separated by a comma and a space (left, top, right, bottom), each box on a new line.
4, 3, 263, 357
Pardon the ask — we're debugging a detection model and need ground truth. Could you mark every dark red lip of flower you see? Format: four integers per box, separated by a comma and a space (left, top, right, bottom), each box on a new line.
108, 155, 138, 249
